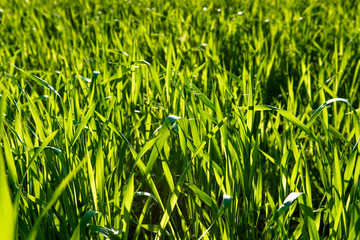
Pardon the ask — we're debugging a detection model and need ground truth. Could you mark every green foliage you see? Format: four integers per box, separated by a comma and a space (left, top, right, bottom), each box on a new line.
1, 0, 360, 239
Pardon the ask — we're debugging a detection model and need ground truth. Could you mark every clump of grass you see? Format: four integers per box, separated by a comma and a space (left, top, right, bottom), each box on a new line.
1, 0, 360, 239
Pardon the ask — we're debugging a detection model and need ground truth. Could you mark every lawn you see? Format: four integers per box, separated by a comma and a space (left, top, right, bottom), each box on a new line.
1, 0, 360, 239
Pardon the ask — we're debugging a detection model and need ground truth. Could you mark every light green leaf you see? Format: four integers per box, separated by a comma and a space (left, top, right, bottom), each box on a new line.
0, 91, 15, 240
266, 192, 303, 227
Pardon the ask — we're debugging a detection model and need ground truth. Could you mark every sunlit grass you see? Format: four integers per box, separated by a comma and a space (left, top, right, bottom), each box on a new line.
1, 0, 360, 239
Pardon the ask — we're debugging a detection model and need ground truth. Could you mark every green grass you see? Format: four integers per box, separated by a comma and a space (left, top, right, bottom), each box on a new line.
1, 0, 360, 239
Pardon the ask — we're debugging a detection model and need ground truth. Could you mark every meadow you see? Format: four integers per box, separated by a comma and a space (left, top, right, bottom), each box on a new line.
1, 0, 360, 239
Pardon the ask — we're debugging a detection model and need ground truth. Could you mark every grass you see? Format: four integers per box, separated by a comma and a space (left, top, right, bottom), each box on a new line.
1, 0, 360, 239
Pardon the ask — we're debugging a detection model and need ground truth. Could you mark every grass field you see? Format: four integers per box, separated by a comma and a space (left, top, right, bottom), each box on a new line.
1, 0, 360, 239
